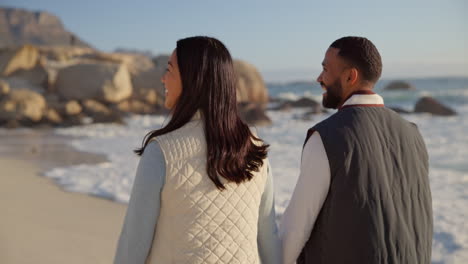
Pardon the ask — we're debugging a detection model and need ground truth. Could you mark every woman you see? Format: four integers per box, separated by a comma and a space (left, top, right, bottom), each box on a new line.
114, 36, 281, 264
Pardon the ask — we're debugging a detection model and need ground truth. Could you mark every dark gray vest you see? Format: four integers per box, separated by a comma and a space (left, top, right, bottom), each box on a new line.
298, 106, 433, 264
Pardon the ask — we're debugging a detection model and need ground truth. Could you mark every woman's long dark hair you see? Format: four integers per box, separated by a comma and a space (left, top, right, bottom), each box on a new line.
135, 36, 268, 190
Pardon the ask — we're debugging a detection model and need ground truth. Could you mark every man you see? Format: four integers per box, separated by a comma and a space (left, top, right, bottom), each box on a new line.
280, 36, 433, 264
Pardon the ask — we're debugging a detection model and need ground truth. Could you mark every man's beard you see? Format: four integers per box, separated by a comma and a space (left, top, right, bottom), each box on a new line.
321, 79, 343, 109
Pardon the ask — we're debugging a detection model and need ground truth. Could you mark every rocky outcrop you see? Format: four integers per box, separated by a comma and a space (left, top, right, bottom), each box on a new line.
289, 97, 316, 107
130, 67, 164, 105
36, 46, 96, 90
116, 99, 164, 115
234, 60, 269, 104
79, 51, 165, 105
45, 97, 82, 117
290, 98, 322, 113
44, 108, 62, 124
82, 99, 110, 115
0, 79, 10, 96
8, 64, 48, 87
0, 7, 90, 48
270, 97, 323, 114
127, 54, 164, 105
233, 60, 271, 125
384, 80, 415, 91
82, 99, 123, 124
55, 62, 132, 103
0, 45, 39, 76
238, 102, 272, 126
1, 76, 45, 94
0, 14, 271, 129
414, 96, 456, 116
0, 88, 46, 123
0, 47, 273, 128
63, 100, 82, 116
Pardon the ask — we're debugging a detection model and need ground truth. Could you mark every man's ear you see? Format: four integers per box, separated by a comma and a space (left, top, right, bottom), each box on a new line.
347, 68, 359, 85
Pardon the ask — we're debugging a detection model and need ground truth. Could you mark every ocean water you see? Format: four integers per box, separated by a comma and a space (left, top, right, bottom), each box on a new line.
41, 77, 467, 263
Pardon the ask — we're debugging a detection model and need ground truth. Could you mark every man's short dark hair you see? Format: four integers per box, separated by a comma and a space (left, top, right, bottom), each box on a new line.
330, 36, 382, 83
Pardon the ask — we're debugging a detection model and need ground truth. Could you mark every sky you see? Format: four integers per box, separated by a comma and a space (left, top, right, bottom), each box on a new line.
2, 0, 467, 82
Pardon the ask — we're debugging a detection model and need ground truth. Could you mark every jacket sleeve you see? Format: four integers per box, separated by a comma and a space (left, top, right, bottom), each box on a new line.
257, 161, 282, 264
280, 132, 331, 264
114, 141, 166, 264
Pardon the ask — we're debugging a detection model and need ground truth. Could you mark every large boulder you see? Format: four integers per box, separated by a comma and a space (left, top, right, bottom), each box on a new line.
234, 60, 268, 104
291, 97, 322, 113
0, 45, 39, 76
36, 50, 84, 90
384, 80, 415, 91
124, 53, 164, 105
130, 67, 164, 105
55, 62, 133, 103
1, 77, 45, 94
270, 97, 323, 113
82, 99, 111, 115
269, 102, 292, 112
46, 98, 82, 117
0, 88, 46, 123
0, 79, 10, 96
77, 52, 164, 105
238, 102, 272, 126
8, 63, 48, 87
44, 108, 62, 124
82, 99, 123, 123
63, 100, 82, 116
414, 96, 456, 116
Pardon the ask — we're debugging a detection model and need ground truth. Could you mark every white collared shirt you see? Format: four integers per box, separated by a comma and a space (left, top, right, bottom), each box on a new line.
280, 93, 385, 264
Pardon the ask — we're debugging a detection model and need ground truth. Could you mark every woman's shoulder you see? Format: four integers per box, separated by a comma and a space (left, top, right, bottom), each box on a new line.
155, 120, 204, 142
138, 141, 166, 182
149, 121, 206, 161
142, 140, 164, 160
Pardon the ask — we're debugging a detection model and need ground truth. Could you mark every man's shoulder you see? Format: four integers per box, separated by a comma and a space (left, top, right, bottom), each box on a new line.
304, 112, 341, 144
312, 110, 346, 129
310, 107, 392, 133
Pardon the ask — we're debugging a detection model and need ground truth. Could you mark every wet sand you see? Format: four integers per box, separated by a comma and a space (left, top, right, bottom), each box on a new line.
0, 129, 126, 264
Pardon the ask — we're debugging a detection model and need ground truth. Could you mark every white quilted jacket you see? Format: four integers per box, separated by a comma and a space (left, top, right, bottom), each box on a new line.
146, 117, 268, 264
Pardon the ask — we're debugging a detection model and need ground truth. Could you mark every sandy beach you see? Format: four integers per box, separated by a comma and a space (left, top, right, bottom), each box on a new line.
0, 130, 126, 264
